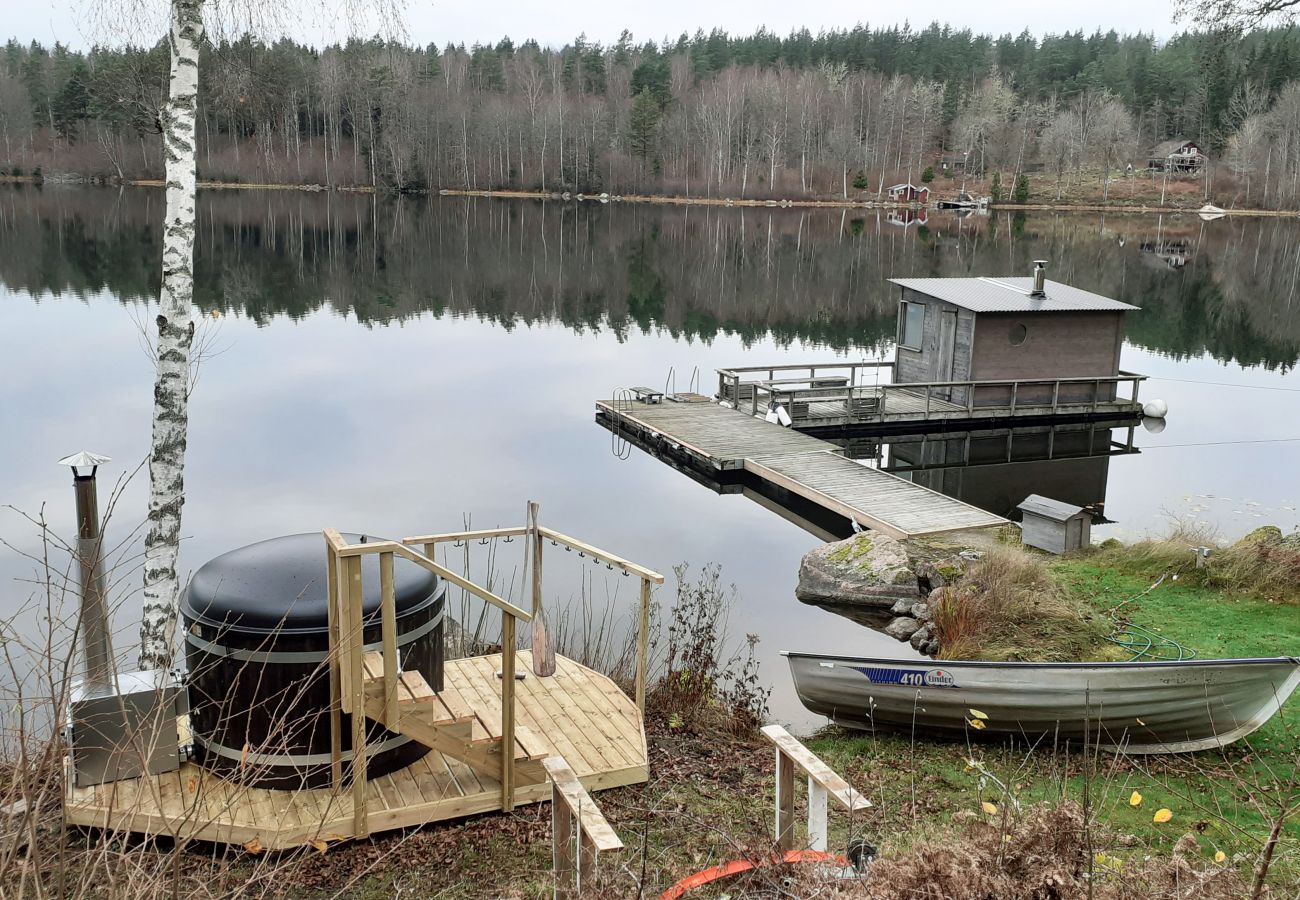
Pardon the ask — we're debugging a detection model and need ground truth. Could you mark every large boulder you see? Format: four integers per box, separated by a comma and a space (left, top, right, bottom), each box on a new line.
796, 533, 919, 609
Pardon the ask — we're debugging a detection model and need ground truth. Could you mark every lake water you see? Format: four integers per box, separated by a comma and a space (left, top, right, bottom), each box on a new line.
4, 185, 1300, 728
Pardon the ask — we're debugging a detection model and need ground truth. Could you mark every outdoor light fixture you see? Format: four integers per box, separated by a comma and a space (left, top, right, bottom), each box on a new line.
59, 451, 185, 788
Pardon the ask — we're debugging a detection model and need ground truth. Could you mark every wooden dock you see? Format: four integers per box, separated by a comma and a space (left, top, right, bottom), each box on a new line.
596, 398, 1007, 539
65, 653, 646, 849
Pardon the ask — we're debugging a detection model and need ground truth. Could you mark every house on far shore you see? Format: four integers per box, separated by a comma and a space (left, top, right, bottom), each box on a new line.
940, 153, 967, 173
886, 183, 931, 204
1148, 138, 1206, 175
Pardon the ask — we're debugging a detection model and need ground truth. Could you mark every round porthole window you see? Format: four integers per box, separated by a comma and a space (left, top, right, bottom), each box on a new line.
1009, 323, 1028, 346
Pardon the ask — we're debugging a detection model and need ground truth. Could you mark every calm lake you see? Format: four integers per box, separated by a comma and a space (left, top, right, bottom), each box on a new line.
4, 185, 1300, 727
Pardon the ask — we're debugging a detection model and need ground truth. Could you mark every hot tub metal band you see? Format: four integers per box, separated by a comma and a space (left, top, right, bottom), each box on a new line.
192, 731, 414, 767
183, 607, 444, 664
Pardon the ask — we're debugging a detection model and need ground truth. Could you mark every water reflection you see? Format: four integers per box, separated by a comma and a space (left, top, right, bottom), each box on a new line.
3, 186, 1300, 369
5, 187, 1300, 727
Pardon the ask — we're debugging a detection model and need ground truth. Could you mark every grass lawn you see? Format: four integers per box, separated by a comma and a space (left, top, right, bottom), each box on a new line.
804, 556, 1300, 887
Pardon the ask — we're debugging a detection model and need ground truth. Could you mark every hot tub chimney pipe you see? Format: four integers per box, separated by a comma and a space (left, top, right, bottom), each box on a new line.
1032, 260, 1048, 296
58, 451, 113, 688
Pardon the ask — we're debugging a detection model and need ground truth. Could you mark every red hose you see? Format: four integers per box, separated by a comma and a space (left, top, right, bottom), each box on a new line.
659, 849, 847, 899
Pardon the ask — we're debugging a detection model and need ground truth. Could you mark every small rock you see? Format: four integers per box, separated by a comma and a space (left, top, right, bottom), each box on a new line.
890, 598, 915, 616
1116, 833, 1139, 848
924, 639, 941, 656
909, 624, 931, 651
911, 601, 931, 622
885, 617, 921, 641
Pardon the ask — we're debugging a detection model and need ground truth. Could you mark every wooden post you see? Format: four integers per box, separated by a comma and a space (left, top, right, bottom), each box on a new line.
325, 540, 343, 790
635, 577, 650, 714
578, 826, 598, 893
380, 551, 399, 725
501, 613, 516, 811
346, 554, 369, 837
807, 777, 829, 851
775, 747, 795, 852
553, 787, 574, 899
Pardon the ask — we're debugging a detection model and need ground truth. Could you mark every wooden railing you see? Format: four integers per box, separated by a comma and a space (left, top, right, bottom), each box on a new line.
325, 529, 533, 836
716, 361, 892, 408
762, 725, 870, 852
403, 524, 664, 712
323, 521, 663, 837
719, 361, 1146, 427
544, 755, 623, 898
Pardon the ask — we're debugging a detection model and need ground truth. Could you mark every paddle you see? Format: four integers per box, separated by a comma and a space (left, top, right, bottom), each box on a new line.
528, 501, 556, 677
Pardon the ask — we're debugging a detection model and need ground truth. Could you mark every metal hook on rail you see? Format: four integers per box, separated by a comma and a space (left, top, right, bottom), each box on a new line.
453, 539, 467, 548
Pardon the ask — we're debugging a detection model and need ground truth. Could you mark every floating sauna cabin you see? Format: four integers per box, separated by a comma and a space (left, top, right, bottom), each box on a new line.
889, 262, 1139, 407
1018, 494, 1092, 554
182, 533, 445, 788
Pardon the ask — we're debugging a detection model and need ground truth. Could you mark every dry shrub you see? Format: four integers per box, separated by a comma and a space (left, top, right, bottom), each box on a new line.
931, 548, 1111, 662
648, 564, 770, 735
792, 802, 1251, 900
1094, 523, 1300, 603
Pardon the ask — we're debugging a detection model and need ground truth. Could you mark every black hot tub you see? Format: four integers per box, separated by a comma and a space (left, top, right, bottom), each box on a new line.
182, 533, 445, 788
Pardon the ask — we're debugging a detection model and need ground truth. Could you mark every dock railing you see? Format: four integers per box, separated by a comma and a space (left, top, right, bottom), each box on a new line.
718, 362, 1146, 427
324, 523, 663, 838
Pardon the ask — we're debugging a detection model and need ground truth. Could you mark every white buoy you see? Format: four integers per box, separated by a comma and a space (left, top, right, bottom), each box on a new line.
1142, 416, 1166, 434
1143, 399, 1168, 419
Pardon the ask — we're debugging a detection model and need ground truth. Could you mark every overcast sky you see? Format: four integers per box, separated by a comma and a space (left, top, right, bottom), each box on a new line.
10, 0, 1185, 52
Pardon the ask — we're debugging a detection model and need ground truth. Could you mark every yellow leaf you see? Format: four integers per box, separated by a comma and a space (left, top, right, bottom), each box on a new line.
243, 837, 263, 855
309, 839, 329, 854
1136, 718, 1146, 726
968, 708, 989, 720
1153, 808, 1173, 824
981, 801, 998, 815
239, 742, 250, 770
1129, 791, 1143, 807
1214, 850, 1226, 863
966, 718, 987, 730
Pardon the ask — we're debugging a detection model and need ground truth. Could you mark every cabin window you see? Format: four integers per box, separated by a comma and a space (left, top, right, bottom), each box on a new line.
1009, 323, 1028, 346
899, 301, 926, 350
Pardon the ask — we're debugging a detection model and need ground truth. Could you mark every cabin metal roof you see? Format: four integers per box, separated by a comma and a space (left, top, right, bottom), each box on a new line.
1018, 494, 1088, 522
889, 277, 1140, 313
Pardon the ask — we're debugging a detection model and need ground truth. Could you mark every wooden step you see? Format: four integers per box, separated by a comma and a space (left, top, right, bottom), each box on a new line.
359, 652, 546, 784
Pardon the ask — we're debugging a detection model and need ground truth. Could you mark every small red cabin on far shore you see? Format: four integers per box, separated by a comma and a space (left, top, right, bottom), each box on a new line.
886, 183, 930, 204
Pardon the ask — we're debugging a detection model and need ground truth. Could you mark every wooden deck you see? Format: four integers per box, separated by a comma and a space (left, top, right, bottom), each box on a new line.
596, 398, 1007, 538
64, 652, 647, 850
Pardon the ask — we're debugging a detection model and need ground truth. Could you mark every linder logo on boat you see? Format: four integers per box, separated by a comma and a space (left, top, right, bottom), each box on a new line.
853, 666, 959, 688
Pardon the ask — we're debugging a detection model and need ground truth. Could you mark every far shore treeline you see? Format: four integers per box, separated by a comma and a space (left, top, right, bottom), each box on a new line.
6, 25, 1300, 206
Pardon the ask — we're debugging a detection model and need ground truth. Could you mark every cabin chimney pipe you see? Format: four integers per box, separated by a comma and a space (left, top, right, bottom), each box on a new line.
1031, 260, 1047, 297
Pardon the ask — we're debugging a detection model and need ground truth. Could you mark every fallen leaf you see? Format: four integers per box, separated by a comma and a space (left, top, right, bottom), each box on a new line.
239, 742, 250, 770
243, 837, 263, 855
309, 839, 329, 854
966, 718, 987, 730
1129, 791, 1143, 807
981, 801, 998, 815
1153, 808, 1173, 824
1214, 850, 1226, 863
968, 708, 989, 720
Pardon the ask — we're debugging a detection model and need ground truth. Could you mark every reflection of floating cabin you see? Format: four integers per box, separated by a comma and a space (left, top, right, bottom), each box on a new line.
890, 262, 1139, 407
886, 183, 931, 204
1148, 138, 1206, 175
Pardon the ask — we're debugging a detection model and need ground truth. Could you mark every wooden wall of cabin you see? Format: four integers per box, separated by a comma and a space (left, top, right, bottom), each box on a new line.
968, 311, 1125, 406
893, 288, 975, 403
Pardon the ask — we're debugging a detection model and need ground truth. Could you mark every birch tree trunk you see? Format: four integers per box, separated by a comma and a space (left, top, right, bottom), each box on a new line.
139, 0, 203, 670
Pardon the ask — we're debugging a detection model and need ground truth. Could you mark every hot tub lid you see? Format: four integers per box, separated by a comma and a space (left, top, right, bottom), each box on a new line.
183, 532, 439, 634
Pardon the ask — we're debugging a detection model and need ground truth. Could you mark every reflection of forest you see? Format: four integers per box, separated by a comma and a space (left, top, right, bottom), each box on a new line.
2, 186, 1298, 368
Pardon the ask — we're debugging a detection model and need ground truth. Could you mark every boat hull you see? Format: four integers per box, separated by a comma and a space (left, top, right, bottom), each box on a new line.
785, 653, 1300, 754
